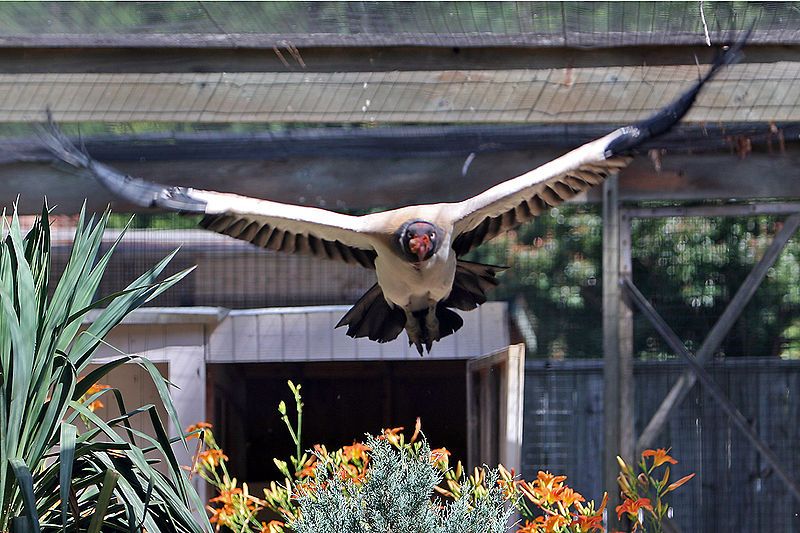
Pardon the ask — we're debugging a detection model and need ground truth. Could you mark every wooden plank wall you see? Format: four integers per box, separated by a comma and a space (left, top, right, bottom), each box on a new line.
523, 358, 800, 532
206, 302, 509, 362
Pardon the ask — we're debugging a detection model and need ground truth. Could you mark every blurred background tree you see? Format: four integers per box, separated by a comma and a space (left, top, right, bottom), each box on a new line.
467, 205, 800, 360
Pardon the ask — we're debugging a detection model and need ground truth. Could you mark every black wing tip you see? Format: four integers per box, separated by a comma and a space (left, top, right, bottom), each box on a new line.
605, 28, 750, 157
39, 115, 207, 214
37, 111, 92, 170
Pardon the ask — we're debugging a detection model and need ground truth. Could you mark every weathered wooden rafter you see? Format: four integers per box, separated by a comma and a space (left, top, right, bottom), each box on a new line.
0, 61, 795, 123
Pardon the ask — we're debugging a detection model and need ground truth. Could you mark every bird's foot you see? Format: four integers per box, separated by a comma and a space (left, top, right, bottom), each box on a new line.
424, 306, 439, 353
408, 337, 425, 356
405, 310, 426, 356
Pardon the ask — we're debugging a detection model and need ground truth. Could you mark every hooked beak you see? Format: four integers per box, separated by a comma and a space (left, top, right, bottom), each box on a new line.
409, 235, 431, 262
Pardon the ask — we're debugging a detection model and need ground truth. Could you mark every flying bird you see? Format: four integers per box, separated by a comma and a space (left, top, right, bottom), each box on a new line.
39, 42, 743, 355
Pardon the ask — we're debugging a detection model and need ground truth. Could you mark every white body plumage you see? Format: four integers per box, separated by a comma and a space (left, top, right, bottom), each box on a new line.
373, 241, 456, 312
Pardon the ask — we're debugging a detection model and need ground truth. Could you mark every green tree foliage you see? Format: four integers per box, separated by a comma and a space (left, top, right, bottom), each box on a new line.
468, 205, 800, 359
633, 215, 800, 358
467, 205, 603, 359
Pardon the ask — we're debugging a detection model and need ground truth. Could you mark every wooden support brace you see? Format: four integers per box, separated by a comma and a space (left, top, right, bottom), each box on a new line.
623, 277, 800, 503
637, 213, 800, 452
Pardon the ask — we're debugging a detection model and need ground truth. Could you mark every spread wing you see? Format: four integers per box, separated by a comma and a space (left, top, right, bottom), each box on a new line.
449, 39, 745, 257
38, 123, 378, 268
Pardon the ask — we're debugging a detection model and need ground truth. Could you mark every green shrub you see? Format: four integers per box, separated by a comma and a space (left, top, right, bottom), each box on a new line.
291, 436, 513, 533
0, 204, 210, 532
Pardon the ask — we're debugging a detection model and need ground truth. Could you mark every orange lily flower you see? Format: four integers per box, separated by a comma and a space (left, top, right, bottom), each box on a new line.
642, 448, 678, 467
292, 480, 326, 499
338, 463, 368, 484
616, 496, 653, 520
533, 514, 570, 532
295, 456, 318, 479
572, 512, 604, 532
497, 477, 519, 500
342, 441, 370, 462
430, 447, 451, 465
261, 520, 285, 533
379, 426, 404, 445
516, 520, 537, 533
558, 486, 585, 508
197, 448, 228, 468
208, 486, 259, 527
531, 471, 568, 505
186, 421, 212, 440
84, 383, 111, 412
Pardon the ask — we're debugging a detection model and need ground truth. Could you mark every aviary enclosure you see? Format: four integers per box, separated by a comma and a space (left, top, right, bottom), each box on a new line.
0, 2, 798, 532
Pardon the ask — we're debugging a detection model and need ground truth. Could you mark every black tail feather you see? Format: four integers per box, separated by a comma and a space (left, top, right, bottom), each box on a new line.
444, 260, 507, 311
436, 306, 464, 338
336, 284, 406, 343
338, 260, 504, 352
409, 305, 465, 354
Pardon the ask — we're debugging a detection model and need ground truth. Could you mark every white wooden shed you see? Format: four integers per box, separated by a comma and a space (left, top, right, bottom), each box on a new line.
88, 302, 523, 496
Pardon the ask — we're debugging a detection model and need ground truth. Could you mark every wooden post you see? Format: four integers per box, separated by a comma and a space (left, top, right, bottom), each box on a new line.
603, 174, 634, 527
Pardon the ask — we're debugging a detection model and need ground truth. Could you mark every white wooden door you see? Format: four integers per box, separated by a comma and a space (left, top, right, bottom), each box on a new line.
466, 344, 525, 472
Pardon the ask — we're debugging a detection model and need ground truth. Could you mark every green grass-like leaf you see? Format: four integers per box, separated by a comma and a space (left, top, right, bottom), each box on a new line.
9, 458, 40, 533
87, 468, 119, 533
59, 423, 77, 531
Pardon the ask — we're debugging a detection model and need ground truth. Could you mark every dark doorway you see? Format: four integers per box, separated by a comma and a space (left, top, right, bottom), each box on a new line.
208, 360, 468, 482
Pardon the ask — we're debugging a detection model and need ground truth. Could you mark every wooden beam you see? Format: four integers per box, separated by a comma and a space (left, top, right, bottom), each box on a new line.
600, 152, 800, 203
0, 29, 791, 49
0, 45, 796, 74
3, 150, 800, 215
636, 213, 800, 452
602, 174, 634, 529
1, 62, 795, 123
623, 202, 800, 218
623, 277, 800, 503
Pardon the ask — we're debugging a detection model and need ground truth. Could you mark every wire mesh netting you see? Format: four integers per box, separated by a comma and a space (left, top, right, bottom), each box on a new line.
523, 358, 800, 532
0, 2, 797, 47
632, 214, 800, 359
0, 3, 796, 124
46, 215, 377, 309
41, 203, 800, 361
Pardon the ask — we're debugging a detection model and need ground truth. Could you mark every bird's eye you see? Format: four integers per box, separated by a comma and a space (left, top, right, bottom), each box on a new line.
431, 232, 436, 239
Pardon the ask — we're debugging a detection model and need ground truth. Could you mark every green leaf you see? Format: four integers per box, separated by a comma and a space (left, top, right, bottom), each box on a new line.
69, 251, 193, 371
25, 358, 76, 478
73, 356, 136, 401
9, 458, 40, 533
59, 423, 77, 531
138, 357, 190, 451
87, 468, 120, 533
